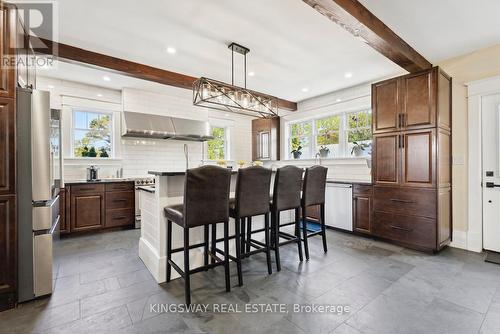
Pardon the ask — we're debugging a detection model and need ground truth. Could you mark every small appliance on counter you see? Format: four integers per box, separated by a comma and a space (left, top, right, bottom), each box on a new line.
86, 165, 100, 181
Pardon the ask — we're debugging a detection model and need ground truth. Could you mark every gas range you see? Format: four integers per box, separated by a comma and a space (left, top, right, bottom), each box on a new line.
132, 177, 155, 186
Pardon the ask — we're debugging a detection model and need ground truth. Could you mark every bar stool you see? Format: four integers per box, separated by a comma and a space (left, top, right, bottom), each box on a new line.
271, 165, 304, 271
164, 165, 231, 305
227, 166, 272, 286
301, 165, 328, 260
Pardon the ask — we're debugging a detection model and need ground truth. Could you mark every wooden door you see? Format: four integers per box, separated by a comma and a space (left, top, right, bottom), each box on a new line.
71, 193, 105, 232
372, 133, 400, 185
0, 98, 14, 195
401, 129, 435, 187
0, 195, 16, 310
372, 78, 399, 134
402, 69, 436, 130
353, 195, 371, 234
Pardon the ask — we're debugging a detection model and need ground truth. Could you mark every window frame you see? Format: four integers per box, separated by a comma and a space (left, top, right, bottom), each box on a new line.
206, 125, 230, 161
71, 109, 115, 159
286, 108, 372, 159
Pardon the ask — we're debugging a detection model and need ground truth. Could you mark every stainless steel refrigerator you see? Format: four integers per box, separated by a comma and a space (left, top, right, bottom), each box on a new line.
17, 87, 61, 302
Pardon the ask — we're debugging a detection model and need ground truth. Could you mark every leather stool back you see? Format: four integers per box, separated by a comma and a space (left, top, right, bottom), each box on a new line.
272, 165, 303, 211
234, 166, 272, 218
184, 165, 231, 227
302, 165, 328, 207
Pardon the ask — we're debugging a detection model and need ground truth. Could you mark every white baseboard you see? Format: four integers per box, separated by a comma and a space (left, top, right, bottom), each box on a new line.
467, 231, 483, 253
450, 231, 467, 250
139, 237, 169, 283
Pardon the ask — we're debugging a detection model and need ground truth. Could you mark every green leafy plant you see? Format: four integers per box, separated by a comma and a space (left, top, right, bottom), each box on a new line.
351, 141, 370, 156
318, 145, 330, 158
81, 146, 89, 157
291, 137, 303, 159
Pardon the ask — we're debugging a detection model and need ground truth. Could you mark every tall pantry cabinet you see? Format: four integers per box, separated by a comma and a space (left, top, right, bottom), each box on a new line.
371, 67, 452, 251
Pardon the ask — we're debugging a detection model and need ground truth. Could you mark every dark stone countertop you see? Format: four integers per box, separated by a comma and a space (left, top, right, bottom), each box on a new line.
148, 170, 237, 176
64, 179, 134, 185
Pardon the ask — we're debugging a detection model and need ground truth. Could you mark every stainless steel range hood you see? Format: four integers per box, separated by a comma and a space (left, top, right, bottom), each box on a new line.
121, 111, 213, 141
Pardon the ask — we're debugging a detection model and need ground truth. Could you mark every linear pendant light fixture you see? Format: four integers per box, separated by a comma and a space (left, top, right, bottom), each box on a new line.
193, 42, 279, 118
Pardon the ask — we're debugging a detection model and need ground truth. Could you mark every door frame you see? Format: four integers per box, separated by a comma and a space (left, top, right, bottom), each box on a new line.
467, 75, 500, 252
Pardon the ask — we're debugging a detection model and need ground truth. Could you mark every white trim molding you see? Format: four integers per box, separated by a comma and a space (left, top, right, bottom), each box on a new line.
466, 74, 500, 252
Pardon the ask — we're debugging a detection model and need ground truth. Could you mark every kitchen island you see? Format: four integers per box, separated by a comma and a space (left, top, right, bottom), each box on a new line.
138, 171, 239, 283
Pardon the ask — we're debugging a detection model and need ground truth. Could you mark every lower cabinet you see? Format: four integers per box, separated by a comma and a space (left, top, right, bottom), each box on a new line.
0, 195, 16, 311
64, 181, 135, 235
71, 193, 105, 232
352, 185, 373, 235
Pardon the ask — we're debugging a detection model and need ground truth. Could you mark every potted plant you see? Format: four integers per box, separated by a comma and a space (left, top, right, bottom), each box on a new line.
351, 141, 369, 157
318, 145, 330, 158
291, 137, 302, 159
99, 148, 109, 158
88, 146, 97, 157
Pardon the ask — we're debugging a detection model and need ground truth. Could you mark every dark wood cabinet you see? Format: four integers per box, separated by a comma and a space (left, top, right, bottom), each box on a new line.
0, 98, 15, 195
372, 78, 399, 133
64, 181, 135, 234
59, 188, 68, 234
0, 195, 16, 310
0, 6, 15, 99
352, 185, 372, 235
252, 117, 280, 161
371, 67, 452, 252
372, 133, 400, 185
71, 193, 105, 232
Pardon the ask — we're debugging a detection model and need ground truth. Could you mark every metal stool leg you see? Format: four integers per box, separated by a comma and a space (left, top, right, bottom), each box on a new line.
264, 212, 272, 275
320, 203, 327, 253
235, 217, 243, 286
223, 221, 231, 292
183, 226, 191, 305
295, 208, 303, 262
274, 210, 281, 271
301, 205, 310, 261
166, 220, 172, 282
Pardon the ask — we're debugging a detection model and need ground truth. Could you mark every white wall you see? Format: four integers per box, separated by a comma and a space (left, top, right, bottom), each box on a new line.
37, 77, 253, 182
277, 82, 372, 182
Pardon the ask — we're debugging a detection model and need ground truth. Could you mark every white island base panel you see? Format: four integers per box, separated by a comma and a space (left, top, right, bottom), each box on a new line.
139, 173, 293, 283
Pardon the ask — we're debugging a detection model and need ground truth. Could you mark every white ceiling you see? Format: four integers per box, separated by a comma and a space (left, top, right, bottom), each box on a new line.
359, 0, 500, 63
38, 0, 404, 102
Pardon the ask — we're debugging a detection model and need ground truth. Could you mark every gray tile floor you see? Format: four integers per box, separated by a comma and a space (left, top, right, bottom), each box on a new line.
2, 228, 500, 334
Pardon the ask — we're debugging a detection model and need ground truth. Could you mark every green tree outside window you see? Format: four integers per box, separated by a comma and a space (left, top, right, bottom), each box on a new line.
207, 127, 226, 160
74, 111, 112, 158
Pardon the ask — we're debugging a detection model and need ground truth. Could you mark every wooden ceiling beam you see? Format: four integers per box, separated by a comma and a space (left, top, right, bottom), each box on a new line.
35, 38, 298, 111
303, 0, 432, 72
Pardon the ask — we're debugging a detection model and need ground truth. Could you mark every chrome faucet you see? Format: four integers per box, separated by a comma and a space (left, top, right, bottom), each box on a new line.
184, 144, 189, 170
315, 153, 322, 165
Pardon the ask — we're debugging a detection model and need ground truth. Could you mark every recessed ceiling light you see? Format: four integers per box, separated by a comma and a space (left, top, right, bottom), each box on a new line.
166, 47, 176, 54
48, 85, 54, 89
102, 76, 111, 82
336, 98, 342, 102
344, 72, 353, 78
225, 113, 230, 117
301, 88, 309, 92
97, 93, 103, 97
248, 71, 255, 77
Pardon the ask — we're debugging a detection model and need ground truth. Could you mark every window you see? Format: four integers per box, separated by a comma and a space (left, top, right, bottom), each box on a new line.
287, 109, 372, 159
207, 126, 228, 160
73, 110, 113, 158
289, 121, 312, 159
316, 115, 341, 158
346, 110, 372, 156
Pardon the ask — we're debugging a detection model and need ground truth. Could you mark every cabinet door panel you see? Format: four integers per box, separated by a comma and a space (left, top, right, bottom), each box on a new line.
403, 70, 435, 129
0, 195, 16, 303
0, 7, 15, 98
373, 134, 400, 185
0, 98, 14, 195
71, 194, 104, 232
353, 195, 371, 234
373, 79, 399, 133
402, 129, 435, 187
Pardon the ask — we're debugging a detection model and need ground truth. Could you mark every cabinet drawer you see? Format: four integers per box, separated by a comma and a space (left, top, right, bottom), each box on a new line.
373, 212, 436, 249
106, 182, 134, 192
353, 184, 373, 197
373, 187, 436, 218
70, 184, 105, 195
106, 191, 134, 210
106, 208, 135, 227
